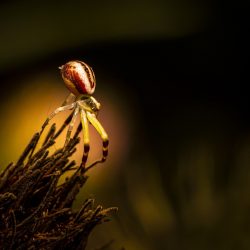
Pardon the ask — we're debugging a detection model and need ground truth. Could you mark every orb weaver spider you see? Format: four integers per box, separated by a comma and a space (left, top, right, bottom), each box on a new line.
43, 60, 108, 167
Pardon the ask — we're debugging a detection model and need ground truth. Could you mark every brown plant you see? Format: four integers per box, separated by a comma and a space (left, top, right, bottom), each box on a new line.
0, 113, 117, 250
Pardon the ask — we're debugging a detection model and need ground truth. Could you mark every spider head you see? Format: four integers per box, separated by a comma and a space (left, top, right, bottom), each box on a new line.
87, 96, 101, 113
79, 96, 101, 115
60, 60, 96, 96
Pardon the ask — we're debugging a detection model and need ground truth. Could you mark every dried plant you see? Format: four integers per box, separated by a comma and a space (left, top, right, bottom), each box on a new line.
0, 112, 117, 250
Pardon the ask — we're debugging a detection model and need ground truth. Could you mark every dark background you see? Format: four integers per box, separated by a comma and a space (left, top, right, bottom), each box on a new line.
0, 0, 249, 249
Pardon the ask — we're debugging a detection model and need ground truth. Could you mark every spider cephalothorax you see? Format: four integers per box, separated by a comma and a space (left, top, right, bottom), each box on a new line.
45, 60, 108, 167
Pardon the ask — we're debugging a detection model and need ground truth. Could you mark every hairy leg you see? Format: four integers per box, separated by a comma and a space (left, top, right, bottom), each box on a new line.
80, 109, 90, 168
64, 106, 79, 148
86, 112, 109, 163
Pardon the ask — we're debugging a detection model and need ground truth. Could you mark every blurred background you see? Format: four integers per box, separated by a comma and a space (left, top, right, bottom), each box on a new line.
0, 0, 249, 249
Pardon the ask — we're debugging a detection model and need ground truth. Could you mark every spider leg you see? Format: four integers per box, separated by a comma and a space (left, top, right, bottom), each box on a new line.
61, 93, 76, 106
29, 102, 77, 160
86, 112, 109, 163
41, 103, 76, 138
80, 109, 90, 167
51, 93, 76, 139
64, 106, 79, 147
47, 103, 76, 120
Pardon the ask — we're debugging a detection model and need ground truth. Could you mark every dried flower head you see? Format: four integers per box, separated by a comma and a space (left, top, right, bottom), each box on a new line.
0, 113, 117, 250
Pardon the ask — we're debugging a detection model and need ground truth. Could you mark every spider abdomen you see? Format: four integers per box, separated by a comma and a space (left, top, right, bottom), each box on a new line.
60, 60, 96, 96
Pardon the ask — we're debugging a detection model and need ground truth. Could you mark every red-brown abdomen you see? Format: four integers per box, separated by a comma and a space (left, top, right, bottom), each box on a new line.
60, 60, 96, 96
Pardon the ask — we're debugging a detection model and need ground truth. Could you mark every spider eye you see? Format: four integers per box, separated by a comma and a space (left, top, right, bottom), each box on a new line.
60, 60, 96, 96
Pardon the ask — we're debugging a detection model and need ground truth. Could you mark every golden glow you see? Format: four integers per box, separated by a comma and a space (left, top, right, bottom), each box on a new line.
0, 73, 131, 183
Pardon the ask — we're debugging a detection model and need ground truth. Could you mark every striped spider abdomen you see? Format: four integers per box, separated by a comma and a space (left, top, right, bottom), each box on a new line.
60, 60, 96, 96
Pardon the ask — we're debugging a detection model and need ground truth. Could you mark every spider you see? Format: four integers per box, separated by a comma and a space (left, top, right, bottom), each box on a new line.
44, 60, 108, 167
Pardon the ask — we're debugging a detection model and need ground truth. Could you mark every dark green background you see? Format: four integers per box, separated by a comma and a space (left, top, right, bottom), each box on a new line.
0, 1, 249, 249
